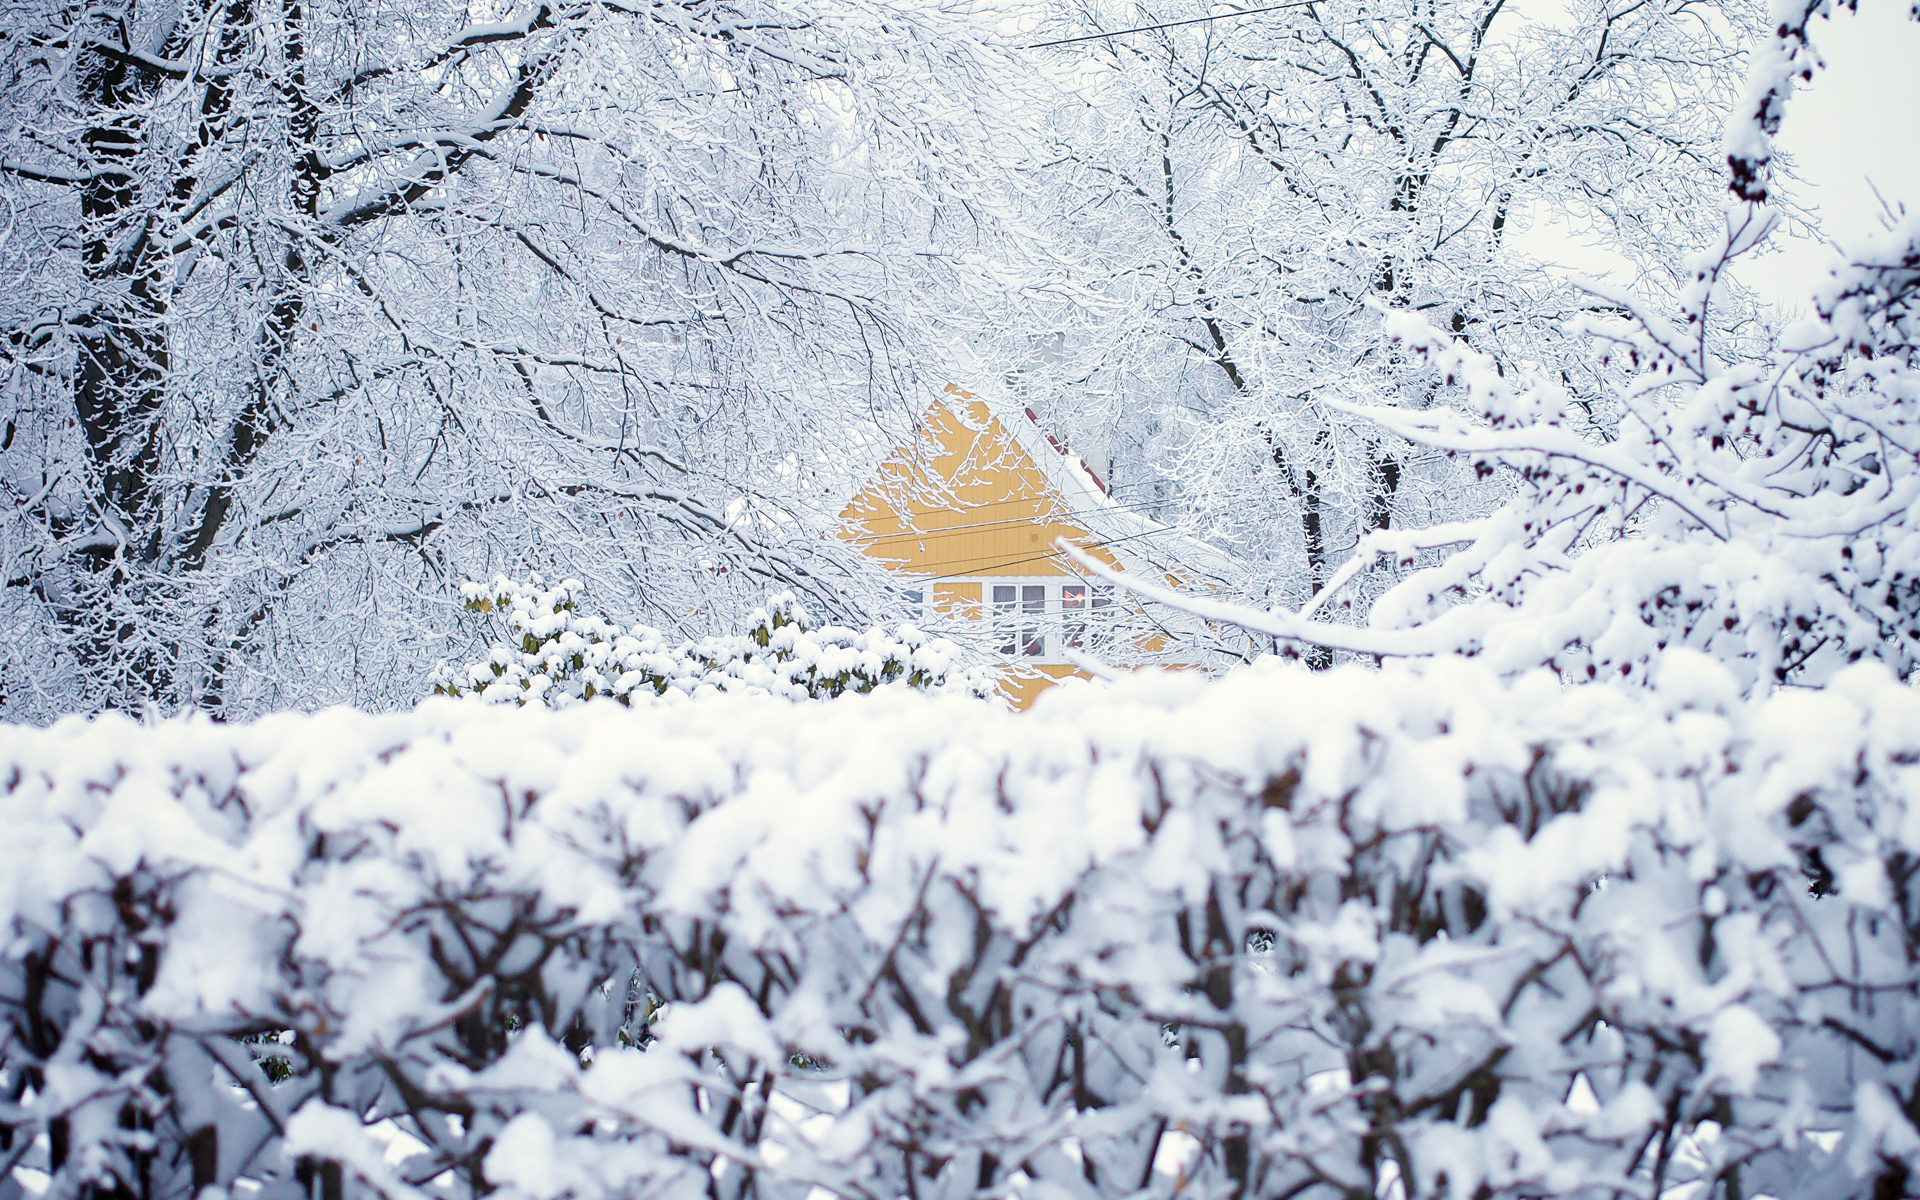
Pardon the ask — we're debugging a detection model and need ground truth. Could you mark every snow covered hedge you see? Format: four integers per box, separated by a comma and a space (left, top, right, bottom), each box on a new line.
4, 659, 1918, 1200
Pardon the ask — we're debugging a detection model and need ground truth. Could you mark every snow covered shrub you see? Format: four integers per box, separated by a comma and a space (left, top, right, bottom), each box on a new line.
1353, 199, 1920, 692
5, 660, 1920, 1200
432, 576, 992, 706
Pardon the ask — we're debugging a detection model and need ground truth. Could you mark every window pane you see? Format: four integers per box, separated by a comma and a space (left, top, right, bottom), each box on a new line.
1021, 585, 1045, 657
1087, 585, 1113, 651
1062, 585, 1086, 648
993, 585, 1016, 654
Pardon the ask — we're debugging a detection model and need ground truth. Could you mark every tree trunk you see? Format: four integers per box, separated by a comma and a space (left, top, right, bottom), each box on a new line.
64, 27, 181, 705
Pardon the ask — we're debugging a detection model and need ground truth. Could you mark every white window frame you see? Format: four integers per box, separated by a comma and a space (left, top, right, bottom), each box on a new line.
977, 577, 1114, 663
900, 584, 928, 626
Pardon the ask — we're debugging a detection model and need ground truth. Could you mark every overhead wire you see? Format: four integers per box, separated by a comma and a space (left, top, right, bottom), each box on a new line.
851, 492, 1183, 548
1025, 0, 1324, 48
912, 523, 1203, 584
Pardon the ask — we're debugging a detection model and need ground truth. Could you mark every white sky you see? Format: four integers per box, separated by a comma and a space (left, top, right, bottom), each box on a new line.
1732, 1, 1920, 309
1503, 2, 1920, 313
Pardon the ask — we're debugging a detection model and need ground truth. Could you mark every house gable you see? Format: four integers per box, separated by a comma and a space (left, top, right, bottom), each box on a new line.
838, 386, 1123, 584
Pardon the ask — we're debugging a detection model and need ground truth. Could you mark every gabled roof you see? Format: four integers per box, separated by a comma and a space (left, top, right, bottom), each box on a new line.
984, 391, 1238, 585
841, 384, 1237, 586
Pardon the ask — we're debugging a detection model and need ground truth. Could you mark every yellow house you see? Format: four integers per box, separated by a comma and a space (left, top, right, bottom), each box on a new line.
839, 385, 1235, 708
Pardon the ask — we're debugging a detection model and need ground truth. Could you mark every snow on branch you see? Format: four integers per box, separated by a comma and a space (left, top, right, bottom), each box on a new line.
1724, 0, 1832, 203
1099, 205, 1920, 691
1076, 10, 1918, 696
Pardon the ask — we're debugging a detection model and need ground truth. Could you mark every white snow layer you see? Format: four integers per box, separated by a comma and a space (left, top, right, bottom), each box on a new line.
1, 657, 1915, 1200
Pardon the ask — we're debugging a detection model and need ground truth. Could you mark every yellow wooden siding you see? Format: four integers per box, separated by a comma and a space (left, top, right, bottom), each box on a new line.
839, 388, 1123, 581
933, 580, 983, 622
999, 665, 1082, 711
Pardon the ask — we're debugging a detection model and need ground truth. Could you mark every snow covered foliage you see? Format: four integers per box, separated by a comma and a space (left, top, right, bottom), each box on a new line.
1151, 199, 1920, 693
6, 659, 1920, 1200
0, 0, 1029, 718
1010, 0, 1755, 632
1116, 2, 1920, 694
432, 576, 993, 705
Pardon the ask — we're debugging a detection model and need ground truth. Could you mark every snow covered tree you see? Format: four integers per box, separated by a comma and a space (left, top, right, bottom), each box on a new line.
1104, 0, 1920, 694
1015, 0, 1762, 649
433, 575, 993, 704
0, 0, 1025, 718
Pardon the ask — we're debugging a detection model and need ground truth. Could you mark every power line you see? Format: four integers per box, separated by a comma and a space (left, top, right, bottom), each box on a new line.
914, 523, 1195, 584
1026, 0, 1322, 48
851, 493, 1179, 547
851, 492, 1162, 532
